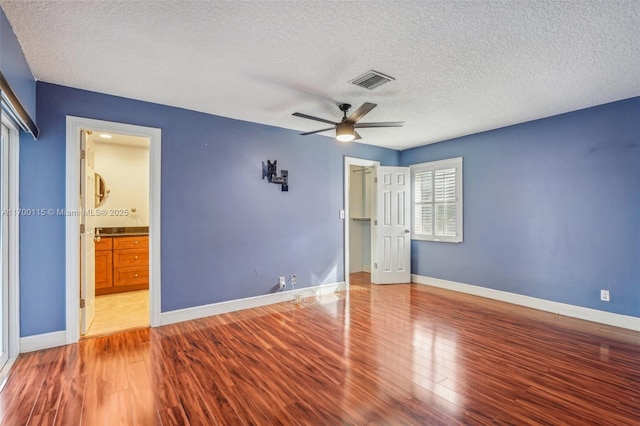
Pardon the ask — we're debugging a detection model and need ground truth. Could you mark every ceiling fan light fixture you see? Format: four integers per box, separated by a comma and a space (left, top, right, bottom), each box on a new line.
336, 133, 355, 142
336, 122, 355, 142
293, 102, 403, 141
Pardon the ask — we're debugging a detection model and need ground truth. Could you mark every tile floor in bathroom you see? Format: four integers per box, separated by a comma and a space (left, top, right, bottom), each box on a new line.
84, 289, 149, 337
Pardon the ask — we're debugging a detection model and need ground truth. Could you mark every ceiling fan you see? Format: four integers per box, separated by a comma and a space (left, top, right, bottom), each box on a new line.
292, 102, 403, 142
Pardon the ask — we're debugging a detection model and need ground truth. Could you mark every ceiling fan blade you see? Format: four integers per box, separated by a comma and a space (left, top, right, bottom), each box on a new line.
355, 121, 404, 128
299, 127, 335, 136
347, 102, 377, 123
354, 131, 362, 140
292, 112, 337, 126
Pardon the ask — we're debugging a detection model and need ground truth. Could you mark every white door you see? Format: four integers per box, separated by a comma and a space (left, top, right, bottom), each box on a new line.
80, 130, 96, 334
371, 167, 411, 284
0, 124, 10, 369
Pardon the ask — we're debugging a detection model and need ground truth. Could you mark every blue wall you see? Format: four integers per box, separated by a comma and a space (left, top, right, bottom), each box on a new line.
19, 82, 398, 336
400, 97, 640, 317
20, 87, 639, 337
0, 8, 36, 124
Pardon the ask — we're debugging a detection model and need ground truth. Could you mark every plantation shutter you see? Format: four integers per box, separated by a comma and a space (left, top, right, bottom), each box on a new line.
434, 167, 457, 237
410, 158, 463, 243
413, 170, 433, 237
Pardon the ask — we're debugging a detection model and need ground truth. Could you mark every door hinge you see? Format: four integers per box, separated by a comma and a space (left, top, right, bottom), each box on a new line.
81, 150, 86, 160
80, 224, 85, 233
374, 177, 378, 183
374, 220, 377, 225
374, 263, 378, 269
80, 298, 85, 309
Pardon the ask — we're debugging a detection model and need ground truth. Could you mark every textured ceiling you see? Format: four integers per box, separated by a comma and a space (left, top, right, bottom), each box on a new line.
2, 1, 639, 150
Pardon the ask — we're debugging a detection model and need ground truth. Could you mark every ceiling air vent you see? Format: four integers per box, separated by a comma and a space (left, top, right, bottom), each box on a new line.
349, 70, 395, 90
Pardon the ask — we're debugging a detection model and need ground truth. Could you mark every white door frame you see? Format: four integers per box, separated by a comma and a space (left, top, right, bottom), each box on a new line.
65, 116, 161, 344
0, 113, 20, 362
343, 156, 379, 290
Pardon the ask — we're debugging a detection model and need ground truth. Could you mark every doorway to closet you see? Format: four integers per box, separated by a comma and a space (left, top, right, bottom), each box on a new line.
348, 164, 373, 275
344, 157, 379, 288
344, 156, 411, 287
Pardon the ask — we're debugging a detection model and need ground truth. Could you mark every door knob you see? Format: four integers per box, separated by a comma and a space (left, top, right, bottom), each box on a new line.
404, 229, 410, 233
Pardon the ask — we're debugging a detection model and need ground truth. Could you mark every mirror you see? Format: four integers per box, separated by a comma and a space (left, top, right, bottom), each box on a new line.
95, 173, 110, 207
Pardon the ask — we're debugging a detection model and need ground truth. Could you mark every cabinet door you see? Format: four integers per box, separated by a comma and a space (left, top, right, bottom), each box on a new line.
95, 250, 113, 289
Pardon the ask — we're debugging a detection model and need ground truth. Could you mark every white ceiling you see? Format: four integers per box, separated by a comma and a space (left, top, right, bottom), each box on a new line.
2, 1, 639, 150
91, 132, 150, 149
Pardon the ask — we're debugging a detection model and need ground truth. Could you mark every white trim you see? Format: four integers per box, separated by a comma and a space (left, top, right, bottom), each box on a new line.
0, 114, 20, 362
65, 117, 161, 344
362, 265, 371, 273
160, 282, 346, 326
7, 123, 19, 359
343, 157, 379, 290
20, 330, 67, 353
0, 357, 16, 385
412, 274, 640, 331
148, 123, 162, 328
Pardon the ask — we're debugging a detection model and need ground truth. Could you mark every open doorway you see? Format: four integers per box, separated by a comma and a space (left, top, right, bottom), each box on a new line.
348, 165, 373, 274
82, 130, 150, 337
344, 157, 379, 288
65, 117, 161, 344
344, 157, 412, 288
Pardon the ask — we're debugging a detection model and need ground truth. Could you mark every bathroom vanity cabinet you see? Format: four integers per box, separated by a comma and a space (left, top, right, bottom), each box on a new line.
95, 234, 149, 295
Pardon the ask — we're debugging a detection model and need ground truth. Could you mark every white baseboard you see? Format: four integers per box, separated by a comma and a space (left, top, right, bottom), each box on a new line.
20, 330, 67, 353
362, 265, 371, 273
160, 281, 346, 326
412, 274, 640, 332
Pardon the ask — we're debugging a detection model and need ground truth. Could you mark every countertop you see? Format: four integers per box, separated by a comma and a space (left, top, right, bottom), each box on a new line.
97, 226, 149, 237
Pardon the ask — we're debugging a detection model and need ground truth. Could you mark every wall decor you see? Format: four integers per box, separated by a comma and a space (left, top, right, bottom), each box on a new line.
263, 160, 288, 191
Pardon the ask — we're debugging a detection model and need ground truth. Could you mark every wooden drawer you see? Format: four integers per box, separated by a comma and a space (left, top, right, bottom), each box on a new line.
114, 267, 149, 287
95, 236, 113, 251
113, 249, 148, 268
113, 236, 148, 250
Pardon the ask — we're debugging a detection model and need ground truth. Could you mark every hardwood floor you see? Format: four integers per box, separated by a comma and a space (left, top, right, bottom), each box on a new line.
1, 272, 638, 425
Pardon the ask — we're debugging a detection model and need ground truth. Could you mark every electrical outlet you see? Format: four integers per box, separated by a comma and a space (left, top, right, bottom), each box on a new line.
291, 274, 297, 285
600, 289, 610, 302
279, 276, 286, 289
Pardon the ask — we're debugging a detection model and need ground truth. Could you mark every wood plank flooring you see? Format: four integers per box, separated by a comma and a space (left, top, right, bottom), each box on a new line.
1, 272, 638, 425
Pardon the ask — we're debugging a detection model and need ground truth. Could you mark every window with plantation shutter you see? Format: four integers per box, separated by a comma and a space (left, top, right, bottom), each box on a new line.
410, 157, 463, 243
